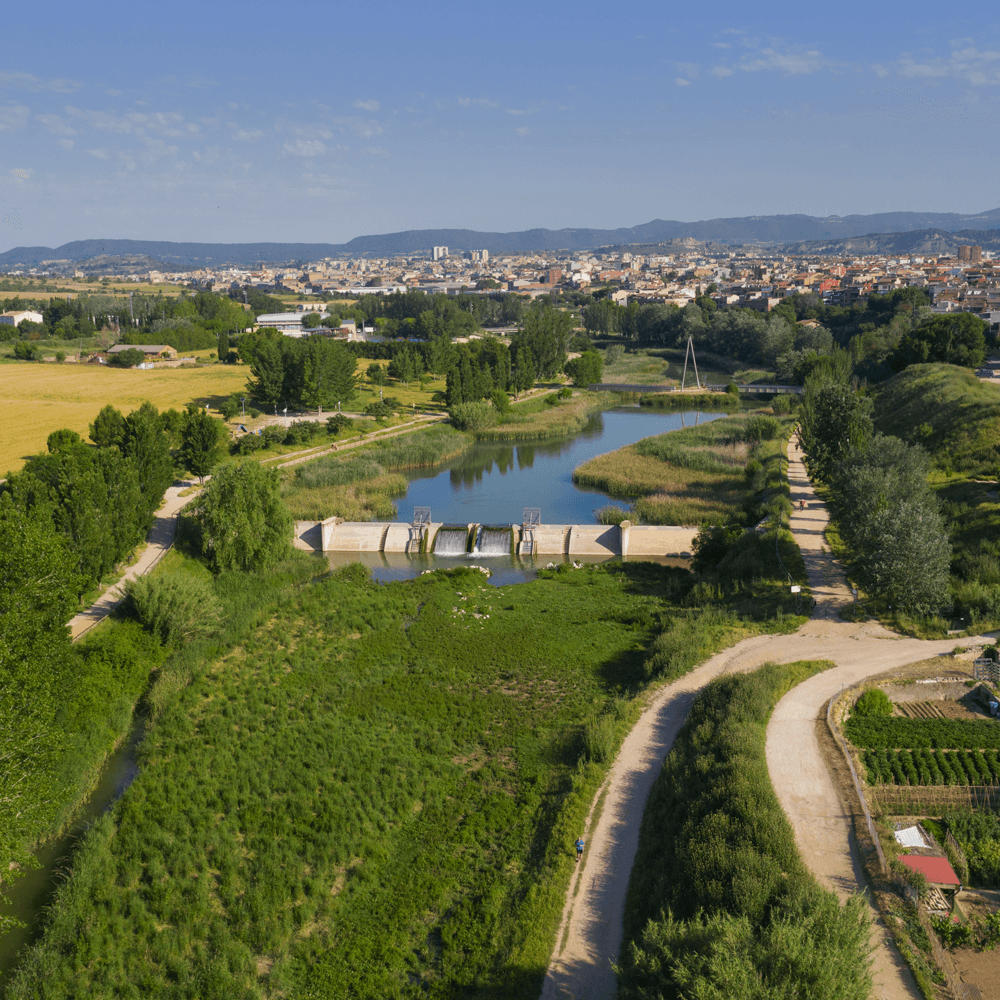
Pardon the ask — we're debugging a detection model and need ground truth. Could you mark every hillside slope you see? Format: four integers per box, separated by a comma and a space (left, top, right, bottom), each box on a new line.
873, 364, 1000, 477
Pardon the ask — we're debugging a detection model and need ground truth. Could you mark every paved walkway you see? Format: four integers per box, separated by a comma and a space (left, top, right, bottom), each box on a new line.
540, 436, 992, 1000
67, 481, 201, 642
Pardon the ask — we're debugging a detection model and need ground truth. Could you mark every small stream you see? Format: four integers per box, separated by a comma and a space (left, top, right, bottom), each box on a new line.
0, 715, 146, 986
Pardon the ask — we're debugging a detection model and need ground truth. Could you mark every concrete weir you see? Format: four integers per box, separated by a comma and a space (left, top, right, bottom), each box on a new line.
305, 517, 698, 560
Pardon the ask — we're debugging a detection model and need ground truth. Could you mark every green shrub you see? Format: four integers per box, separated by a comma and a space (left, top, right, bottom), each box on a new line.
364, 400, 393, 420
558, 386, 573, 399
491, 388, 510, 414
123, 572, 222, 646
853, 688, 894, 717
449, 401, 498, 431
595, 504, 630, 526
726, 381, 740, 395
235, 433, 265, 454
743, 414, 781, 442
583, 714, 617, 763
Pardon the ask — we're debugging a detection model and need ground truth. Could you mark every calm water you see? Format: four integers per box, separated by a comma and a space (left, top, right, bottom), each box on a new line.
327, 406, 724, 586
398, 406, 723, 525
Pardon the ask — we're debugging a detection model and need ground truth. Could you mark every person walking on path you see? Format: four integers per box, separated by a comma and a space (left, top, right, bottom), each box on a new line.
575, 837, 585, 863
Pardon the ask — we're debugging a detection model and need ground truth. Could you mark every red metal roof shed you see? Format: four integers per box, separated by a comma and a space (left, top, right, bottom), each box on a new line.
899, 855, 961, 887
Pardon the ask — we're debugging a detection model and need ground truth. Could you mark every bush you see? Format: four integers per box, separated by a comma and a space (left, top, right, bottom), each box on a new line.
326, 414, 353, 435
853, 688, 894, 717
726, 381, 740, 395
248, 408, 261, 419
218, 398, 239, 420
262, 425, 286, 446
771, 394, 796, 415
236, 433, 265, 454
558, 386, 573, 399
596, 504, 630, 526
743, 414, 781, 442
365, 400, 393, 420
123, 571, 222, 647
109, 348, 146, 368
984, 646, 999, 663
449, 401, 498, 431
491, 389, 510, 415
12, 340, 40, 361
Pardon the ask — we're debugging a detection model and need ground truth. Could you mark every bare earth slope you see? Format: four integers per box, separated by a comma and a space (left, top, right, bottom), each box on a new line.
541, 439, 994, 1000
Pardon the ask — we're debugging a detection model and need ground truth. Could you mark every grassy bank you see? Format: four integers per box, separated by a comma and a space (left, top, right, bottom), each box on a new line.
597, 345, 773, 386
280, 424, 470, 520
866, 363, 1000, 632
471, 390, 609, 442
573, 413, 794, 526
617, 660, 873, 999
638, 391, 738, 411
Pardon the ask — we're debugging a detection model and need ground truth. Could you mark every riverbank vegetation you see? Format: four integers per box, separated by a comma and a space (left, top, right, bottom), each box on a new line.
280, 424, 469, 520
573, 411, 793, 526
638, 391, 738, 410
6, 556, 792, 997
618, 659, 873, 999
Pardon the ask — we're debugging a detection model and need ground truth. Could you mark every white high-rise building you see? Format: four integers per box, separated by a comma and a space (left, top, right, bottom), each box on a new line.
432, 246, 449, 260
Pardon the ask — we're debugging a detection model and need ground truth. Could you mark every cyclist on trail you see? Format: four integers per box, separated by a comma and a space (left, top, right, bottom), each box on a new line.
575, 837, 585, 863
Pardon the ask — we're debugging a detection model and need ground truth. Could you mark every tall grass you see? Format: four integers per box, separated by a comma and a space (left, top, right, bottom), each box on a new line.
617, 660, 873, 1000
638, 392, 738, 411
473, 391, 611, 441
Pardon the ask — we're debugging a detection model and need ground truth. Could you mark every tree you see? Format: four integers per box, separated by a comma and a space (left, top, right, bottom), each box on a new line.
511, 341, 535, 396
564, 350, 603, 387
367, 362, 388, 386
217, 329, 231, 363
181, 408, 226, 482
109, 348, 146, 368
122, 401, 175, 513
512, 302, 574, 378
890, 313, 987, 371
218, 397, 240, 420
193, 461, 292, 572
47, 429, 84, 454
800, 383, 873, 480
12, 340, 39, 361
298, 336, 359, 411
244, 335, 287, 405
301, 312, 325, 329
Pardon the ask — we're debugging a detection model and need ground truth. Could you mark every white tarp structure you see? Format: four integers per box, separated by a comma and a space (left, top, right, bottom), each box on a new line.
894, 826, 927, 849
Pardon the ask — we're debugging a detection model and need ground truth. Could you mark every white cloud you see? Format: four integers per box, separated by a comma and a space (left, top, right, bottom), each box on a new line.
711, 65, 735, 78
456, 96, 499, 108
361, 146, 389, 157
675, 77, 691, 87
8, 168, 32, 181
891, 46, 1000, 86
353, 99, 380, 111
0, 71, 80, 93
284, 139, 326, 156
37, 113, 79, 136
712, 42, 731, 49
734, 47, 841, 75
231, 127, 265, 141
0, 105, 30, 131
58, 138, 74, 149
85, 148, 110, 159
349, 120, 383, 138
676, 62, 699, 79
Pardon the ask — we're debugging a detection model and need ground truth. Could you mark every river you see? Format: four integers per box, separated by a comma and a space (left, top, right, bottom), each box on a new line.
327, 406, 725, 585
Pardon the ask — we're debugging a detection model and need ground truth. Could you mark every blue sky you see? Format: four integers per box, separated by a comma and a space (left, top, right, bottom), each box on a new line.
3, 0, 1000, 248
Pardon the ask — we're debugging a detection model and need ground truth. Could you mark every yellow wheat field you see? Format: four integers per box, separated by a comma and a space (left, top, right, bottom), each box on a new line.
0, 361, 247, 475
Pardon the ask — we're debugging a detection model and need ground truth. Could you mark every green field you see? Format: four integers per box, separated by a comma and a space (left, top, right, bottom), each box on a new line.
6, 558, 712, 997
598, 345, 774, 386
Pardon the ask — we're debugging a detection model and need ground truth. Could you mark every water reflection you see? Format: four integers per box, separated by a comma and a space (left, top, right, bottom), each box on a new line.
399, 407, 725, 527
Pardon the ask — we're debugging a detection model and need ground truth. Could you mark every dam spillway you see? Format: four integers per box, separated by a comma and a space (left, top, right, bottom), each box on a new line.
308, 518, 698, 560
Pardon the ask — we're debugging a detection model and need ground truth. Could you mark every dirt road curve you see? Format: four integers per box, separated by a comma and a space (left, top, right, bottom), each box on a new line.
541, 439, 996, 1000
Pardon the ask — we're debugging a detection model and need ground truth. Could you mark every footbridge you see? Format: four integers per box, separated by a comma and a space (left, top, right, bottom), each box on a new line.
587, 383, 803, 395
298, 508, 698, 560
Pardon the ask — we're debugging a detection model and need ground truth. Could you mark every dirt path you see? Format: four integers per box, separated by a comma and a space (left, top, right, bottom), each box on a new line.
67, 480, 200, 642
541, 436, 995, 1000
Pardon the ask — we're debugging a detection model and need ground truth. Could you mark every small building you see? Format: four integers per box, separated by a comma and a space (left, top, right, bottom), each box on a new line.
898, 854, 962, 908
107, 344, 178, 359
0, 310, 44, 326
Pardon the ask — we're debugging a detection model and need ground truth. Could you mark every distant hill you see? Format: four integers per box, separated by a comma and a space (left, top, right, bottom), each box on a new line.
781, 228, 1000, 257
5, 208, 1000, 267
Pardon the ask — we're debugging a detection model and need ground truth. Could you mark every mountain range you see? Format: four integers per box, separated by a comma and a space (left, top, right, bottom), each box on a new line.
4, 208, 1000, 268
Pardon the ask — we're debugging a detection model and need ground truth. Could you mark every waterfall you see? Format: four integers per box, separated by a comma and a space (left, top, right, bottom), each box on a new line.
475, 528, 512, 557
433, 528, 468, 556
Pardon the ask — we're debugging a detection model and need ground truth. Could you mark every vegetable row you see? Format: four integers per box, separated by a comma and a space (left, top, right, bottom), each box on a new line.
862, 748, 1000, 786
846, 716, 1000, 750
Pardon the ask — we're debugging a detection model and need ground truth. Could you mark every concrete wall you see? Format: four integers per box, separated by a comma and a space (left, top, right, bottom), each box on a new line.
320, 519, 700, 560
